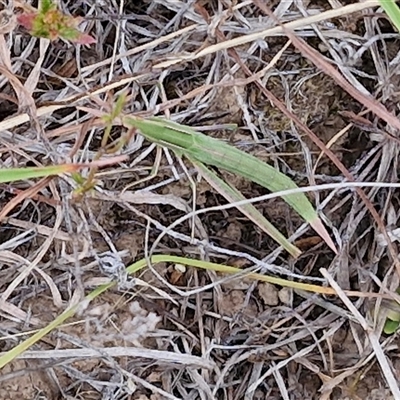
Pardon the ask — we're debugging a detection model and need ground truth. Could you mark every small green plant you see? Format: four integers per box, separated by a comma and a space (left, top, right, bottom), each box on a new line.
17, 0, 95, 44
72, 94, 135, 196
383, 287, 400, 334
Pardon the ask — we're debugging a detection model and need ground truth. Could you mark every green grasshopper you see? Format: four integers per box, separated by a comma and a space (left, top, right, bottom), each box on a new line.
123, 115, 337, 256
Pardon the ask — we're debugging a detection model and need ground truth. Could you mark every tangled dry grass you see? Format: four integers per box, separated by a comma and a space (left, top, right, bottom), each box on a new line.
1, 0, 400, 399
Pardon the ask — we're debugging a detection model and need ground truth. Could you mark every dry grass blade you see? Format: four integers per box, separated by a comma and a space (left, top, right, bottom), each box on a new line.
253, 0, 400, 277
154, 1, 381, 69
0, 177, 53, 222
2, 0, 400, 397
0, 74, 147, 131
0, 254, 388, 369
320, 268, 400, 399
10, 347, 215, 369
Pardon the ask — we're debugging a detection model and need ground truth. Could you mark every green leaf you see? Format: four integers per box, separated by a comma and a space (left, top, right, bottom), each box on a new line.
0, 164, 75, 183
379, 0, 400, 32
71, 172, 85, 185
189, 158, 302, 258
40, 0, 56, 14
124, 116, 337, 253
383, 286, 400, 334
0, 156, 126, 184
384, 318, 400, 335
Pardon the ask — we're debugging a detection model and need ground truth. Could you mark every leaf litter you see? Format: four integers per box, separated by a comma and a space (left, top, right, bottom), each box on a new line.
0, 1, 400, 399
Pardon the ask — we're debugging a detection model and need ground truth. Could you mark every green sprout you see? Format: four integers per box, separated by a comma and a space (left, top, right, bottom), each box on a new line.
17, 0, 95, 44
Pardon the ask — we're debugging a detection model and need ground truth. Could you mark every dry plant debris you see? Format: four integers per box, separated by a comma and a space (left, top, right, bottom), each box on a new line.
1, 1, 400, 399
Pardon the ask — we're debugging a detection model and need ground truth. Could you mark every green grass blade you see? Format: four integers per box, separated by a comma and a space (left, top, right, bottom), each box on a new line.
124, 116, 337, 253
189, 157, 302, 258
0, 254, 339, 369
0, 164, 77, 183
379, 0, 400, 32
0, 156, 127, 184
0, 259, 144, 369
